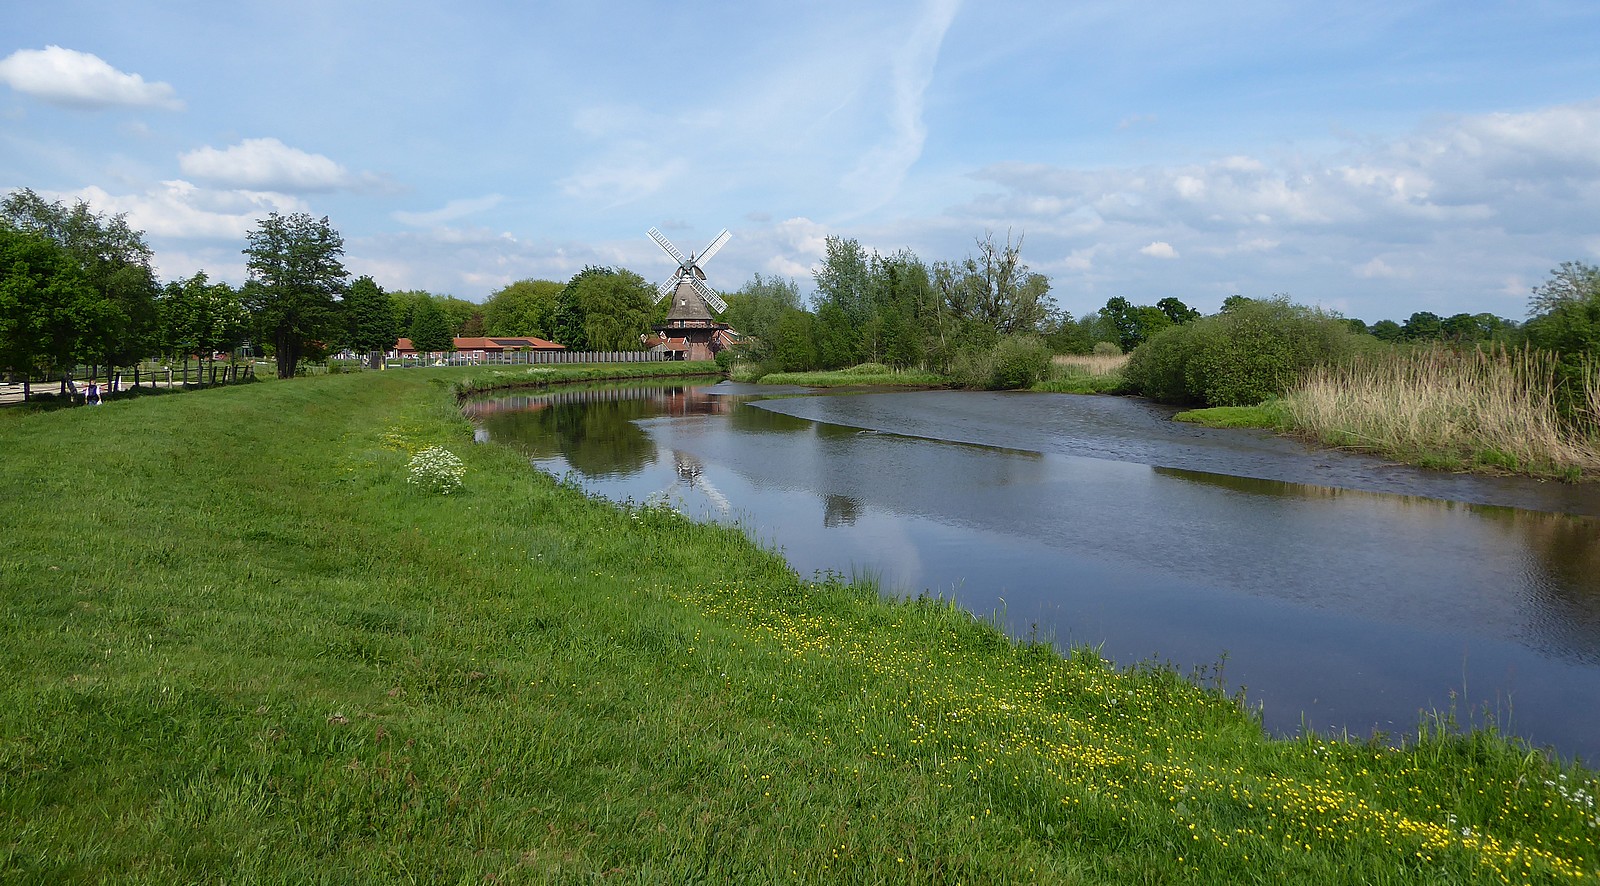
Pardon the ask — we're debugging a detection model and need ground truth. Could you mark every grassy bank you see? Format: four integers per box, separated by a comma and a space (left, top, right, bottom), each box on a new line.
451, 360, 722, 397
2, 367, 1597, 883
1283, 347, 1600, 478
1173, 402, 1290, 430
757, 363, 947, 388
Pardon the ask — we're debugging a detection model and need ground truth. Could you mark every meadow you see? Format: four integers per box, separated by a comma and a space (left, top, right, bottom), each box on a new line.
1, 365, 1596, 883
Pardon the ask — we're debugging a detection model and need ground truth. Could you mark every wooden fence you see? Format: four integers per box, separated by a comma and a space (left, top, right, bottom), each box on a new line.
1, 361, 254, 404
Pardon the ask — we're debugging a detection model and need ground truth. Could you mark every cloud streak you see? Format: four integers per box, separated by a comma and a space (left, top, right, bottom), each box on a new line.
839, 0, 961, 214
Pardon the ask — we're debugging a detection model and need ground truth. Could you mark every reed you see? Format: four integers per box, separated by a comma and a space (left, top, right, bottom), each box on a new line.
1284, 346, 1600, 477
1052, 353, 1130, 377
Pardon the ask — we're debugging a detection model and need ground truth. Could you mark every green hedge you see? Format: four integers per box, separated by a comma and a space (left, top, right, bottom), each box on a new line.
1125, 297, 1362, 406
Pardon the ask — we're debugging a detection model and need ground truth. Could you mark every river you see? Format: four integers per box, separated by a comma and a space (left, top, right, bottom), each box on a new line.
465, 380, 1600, 765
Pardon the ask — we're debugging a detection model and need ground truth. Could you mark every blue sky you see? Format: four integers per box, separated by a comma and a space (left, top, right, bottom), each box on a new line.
3, 1, 1598, 324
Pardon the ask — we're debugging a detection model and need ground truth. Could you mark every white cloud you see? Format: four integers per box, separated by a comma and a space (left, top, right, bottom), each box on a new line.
1355, 257, 1409, 279
392, 194, 505, 227
0, 46, 183, 110
56, 180, 307, 241
179, 138, 352, 192
948, 99, 1600, 315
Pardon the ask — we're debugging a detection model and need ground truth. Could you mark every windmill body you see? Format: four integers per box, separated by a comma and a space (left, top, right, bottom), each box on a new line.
646, 227, 737, 361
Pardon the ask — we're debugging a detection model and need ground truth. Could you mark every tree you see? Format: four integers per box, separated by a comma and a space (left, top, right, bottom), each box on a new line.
484, 279, 563, 338
722, 273, 802, 365
1526, 262, 1600, 415
2, 188, 160, 371
1100, 297, 1170, 353
1400, 311, 1443, 341
1370, 319, 1403, 342
1156, 297, 1200, 325
0, 224, 105, 389
407, 296, 453, 356
159, 271, 246, 380
1528, 261, 1600, 316
552, 266, 655, 351
344, 275, 398, 368
932, 233, 1054, 337
242, 213, 349, 378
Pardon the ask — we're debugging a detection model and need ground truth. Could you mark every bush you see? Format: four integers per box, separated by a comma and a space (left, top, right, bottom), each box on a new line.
1092, 341, 1123, 357
946, 336, 1053, 390
1123, 323, 1198, 404
1126, 297, 1361, 406
991, 336, 1052, 389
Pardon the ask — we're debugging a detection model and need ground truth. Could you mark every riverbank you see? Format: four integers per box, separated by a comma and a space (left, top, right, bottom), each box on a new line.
2, 366, 1596, 883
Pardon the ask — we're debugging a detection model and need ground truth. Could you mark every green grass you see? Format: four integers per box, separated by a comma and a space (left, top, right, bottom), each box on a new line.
2, 368, 1597, 883
452, 360, 722, 396
758, 363, 948, 388
1173, 402, 1291, 429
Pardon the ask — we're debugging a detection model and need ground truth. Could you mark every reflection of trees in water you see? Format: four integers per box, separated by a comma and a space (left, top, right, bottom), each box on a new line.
824, 494, 861, 527
481, 400, 657, 477
1154, 466, 1600, 663
1505, 509, 1600, 659
728, 403, 815, 435
470, 382, 741, 479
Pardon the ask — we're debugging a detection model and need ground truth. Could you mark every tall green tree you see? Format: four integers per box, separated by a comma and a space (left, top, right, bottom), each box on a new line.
723, 273, 803, 364
1100, 297, 1171, 353
0, 225, 106, 388
242, 212, 349, 378
1528, 261, 1600, 316
552, 267, 654, 351
344, 275, 398, 368
159, 272, 246, 379
483, 279, 563, 338
933, 233, 1054, 337
407, 296, 454, 356
1156, 297, 1200, 325
2, 188, 161, 370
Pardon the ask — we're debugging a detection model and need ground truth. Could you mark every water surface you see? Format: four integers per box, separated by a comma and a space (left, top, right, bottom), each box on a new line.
466, 382, 1600, 763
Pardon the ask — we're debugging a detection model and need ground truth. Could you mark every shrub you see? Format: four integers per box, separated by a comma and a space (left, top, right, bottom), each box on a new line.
1123, 323, 1198, 404
1092, 341, 1123, 357
991, 336, 1051, 389
1126, 297, 1361, 406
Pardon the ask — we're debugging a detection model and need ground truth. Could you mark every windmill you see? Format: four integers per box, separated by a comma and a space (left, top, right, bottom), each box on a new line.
648, 227, 730, 314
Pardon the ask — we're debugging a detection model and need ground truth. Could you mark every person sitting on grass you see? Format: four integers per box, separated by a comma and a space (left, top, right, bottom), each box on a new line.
86, 379, 101, 405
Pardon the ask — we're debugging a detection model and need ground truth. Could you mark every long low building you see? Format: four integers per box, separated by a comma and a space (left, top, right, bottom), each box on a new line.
393, 336, 566, 360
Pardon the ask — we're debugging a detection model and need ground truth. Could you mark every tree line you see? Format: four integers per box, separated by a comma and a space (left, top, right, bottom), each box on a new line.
0, 189, 675, 385
7, 184, 1595, 397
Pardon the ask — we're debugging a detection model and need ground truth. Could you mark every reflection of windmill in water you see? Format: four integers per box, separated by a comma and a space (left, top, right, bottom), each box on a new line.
647, 227, 737, 361
652, 449, 732, 516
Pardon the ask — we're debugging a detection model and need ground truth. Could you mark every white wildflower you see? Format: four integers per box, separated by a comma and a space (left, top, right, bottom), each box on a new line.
407, 446, 466, 494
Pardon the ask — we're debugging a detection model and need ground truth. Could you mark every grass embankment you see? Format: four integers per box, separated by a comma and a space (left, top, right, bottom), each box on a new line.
451, 360, 721, 397
1174, 403, 1290, 430
755, 355, 1130, 394
3, 366, 1598, 883
1283, 347, 1600, 478
756, 362, 947, 388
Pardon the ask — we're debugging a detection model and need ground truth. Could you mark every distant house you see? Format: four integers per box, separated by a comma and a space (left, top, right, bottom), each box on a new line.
393, 336, 565, 362
643, 328, 742, 361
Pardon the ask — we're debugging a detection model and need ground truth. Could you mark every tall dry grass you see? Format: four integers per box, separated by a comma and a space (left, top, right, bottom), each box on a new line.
1284, 346, 1600, 476
1052, 353, 1130, 377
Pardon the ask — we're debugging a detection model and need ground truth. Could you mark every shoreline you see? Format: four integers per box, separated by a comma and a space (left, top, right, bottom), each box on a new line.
2, 365, 1594, 882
